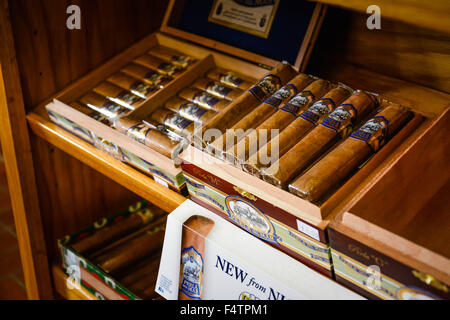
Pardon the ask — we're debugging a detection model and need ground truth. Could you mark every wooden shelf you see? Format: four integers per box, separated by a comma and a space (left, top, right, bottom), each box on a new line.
27, 106, 186, 214
52, 264, 97, 300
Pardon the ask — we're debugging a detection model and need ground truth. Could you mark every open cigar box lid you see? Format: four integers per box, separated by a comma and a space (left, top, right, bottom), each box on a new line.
161, 0, 326, 71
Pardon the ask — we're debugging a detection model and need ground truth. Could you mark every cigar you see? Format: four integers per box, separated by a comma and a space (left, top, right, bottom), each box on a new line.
147, 46, 196, 69
79, 91, 129, 121
228, 79, 333, 164
207, 68, 254, 90
107, 72, 157, 99
196, 63, 297, 148
192, 78, 242, 101
93, 82, 143, 110
71, 206, 165, 255
94, 225, 165, 275
261, 91, 378, 188
179, 216, 214, 300
114, 117, 184, 159
208, 73, 314, 157
178, 88, 230, 112
121, 63, 172, 88
289, 105, 413, 202
165, 96, 216, 124
134, 54, 182, 76
244, 86, 352, 175
118, 252, 162, 288
150, 108, 196, 138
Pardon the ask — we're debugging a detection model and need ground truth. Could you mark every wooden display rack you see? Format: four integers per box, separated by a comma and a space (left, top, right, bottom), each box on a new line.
0, 0, 449, 300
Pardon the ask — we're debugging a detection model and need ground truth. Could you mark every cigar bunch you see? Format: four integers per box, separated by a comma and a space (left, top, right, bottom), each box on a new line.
202, 70, 415, 203
69, 202, 169, 300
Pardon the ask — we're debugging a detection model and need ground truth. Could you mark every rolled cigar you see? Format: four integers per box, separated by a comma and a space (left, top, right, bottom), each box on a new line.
118, 252, 162, 287
262, 91, 378, 188
121, 63, 172, 87
289, 105, 413, 202
207, 68, 254, 90
229, 79, 333, 164
115, 116, 183, 159
165, 96, 216, 124
244, 86, 352, 175
196, 63, 297, 148
128, 269, 160, 297
134, 54, 182, 76
94, 225, 165, 275
147, 46, 196, 69
107, 72, 157, 99
79, 91, 129, 121
150, 108, 196, 138
71, 206, 165, 255
208, 73, 314, 156
93, 82, 143, 110
179, 216, 214, 300
192, 78, 242, 101
178, 88, 229, 112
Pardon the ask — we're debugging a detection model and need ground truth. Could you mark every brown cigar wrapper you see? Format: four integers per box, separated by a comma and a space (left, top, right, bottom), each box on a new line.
71, 207, 165, 255
262, 91, 378, 188
165, 96, 216, 125
118, 252, 162, 287
121, 63, 172, 87
134, 54, 182, 76
107, 72, 157, 99
196, 63, 298, 149
244, 86, 352, 175
93, 81, 143, 110
94, 226, 165, 275
79, 91, 129, 121
178, 216, 214, 300
178, 88, 230, 112
115, 117, 182, 159
207, 68, 254, 90
147, 46, 196, 69
150, 108, 196, 138
229, 79, 333, 164
289, 105, 413, 202
208, 73, 315, 156
192, 78, 242, 101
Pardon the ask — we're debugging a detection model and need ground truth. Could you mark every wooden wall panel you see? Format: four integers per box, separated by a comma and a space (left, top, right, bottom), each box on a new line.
307, 8, 450, 93
31, 136, 140, 262
9, 0, 169, 110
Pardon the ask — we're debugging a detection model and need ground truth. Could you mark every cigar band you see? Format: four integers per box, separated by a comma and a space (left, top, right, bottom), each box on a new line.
116, 91, 142, 107
264, 83, 298, 108
179, 102, 208, 121
171, 55, 192, 68
205, 81, 232, 98
320, 104, 358, 137
157, 62, 179, 75
219, 73, 243, 88
350, 115, 389, 152
280, 90, 315, 115
144, 71, 170, 85
180, 246, 204, 300
248, 74, 281, 102
192, 92, 220, 108
298, 98, 336, 125
87, 101, 126, 120
163, 113, 192, 132
125, 123, 152, 145
136, 208, 154, 224
130, 81, 155, 97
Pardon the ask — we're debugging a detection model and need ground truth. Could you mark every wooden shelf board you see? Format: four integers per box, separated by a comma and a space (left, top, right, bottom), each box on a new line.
27, 108, 186, 213
52, 264, 97, 300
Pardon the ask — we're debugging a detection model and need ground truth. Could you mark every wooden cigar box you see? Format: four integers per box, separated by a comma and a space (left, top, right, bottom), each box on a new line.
180, 6, 450, 279
40, 0, 325, 194
328, 109, 449, 300
58, 200, 166, 300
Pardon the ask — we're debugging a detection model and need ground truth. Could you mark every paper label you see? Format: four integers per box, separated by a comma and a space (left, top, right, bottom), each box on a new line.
296, 219, 320, 242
